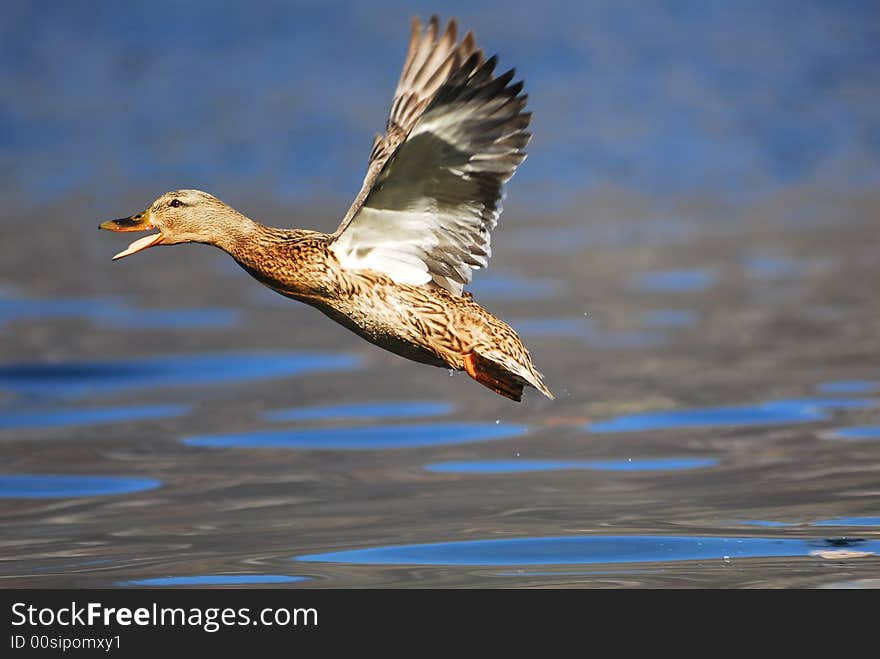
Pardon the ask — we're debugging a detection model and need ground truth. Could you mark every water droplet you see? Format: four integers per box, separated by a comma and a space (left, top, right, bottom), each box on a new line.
495, 419, 501, 424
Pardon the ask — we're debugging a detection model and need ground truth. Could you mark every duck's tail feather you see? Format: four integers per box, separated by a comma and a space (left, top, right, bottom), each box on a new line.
463, 351, 554, 402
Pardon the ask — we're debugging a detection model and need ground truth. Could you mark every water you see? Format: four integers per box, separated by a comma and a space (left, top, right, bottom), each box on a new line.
0, 292, 240, 330
425, 458, 719, 473
630, 269, 718, 293
738, 517, 880, 528
121, 575, 309, 586
814, 517, 880, 527
586, 399, 876, 433
0, 475, 161, 498
0, 352, 361, 398
184, 422, 528, 450
296, 536, 880, 566
466, 272, 563, 301
264, 401, 455, 422
0, 404, 189, 429
1, 1, 879, 588
742, 253, 805, 280
829, 427, 880, 440
818, 382, 880, 395
641, 310, 699, 329
510, 317, 665, 348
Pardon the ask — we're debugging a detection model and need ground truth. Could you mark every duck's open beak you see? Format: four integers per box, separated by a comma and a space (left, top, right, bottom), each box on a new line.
99, 211, 163, 261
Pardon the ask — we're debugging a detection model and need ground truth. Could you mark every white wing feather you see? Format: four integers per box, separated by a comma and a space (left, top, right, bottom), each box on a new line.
330, 17, 530, 296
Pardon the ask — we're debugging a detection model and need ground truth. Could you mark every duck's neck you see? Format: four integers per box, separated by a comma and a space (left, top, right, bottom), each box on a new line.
198, 204, 328, 297
208, 210, 261, 257
219, 221, 300, 264
214, 215, 326, 293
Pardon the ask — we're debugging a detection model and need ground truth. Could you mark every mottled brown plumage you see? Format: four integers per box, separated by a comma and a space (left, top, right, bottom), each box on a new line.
99, 16, 553, 401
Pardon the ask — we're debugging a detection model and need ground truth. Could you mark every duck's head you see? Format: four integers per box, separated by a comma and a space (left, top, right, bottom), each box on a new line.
99, 189, 238, 260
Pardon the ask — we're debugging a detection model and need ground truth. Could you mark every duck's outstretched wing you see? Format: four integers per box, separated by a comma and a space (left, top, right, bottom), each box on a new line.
329, 15, 530, 296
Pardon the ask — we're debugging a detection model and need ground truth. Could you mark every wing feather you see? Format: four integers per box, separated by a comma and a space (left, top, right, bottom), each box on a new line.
331, 16, 530, 296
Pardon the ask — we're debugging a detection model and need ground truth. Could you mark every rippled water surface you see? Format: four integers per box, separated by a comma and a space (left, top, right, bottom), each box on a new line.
1, 0, 879, 588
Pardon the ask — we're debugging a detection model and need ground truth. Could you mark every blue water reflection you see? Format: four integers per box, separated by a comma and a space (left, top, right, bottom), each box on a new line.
4, 2, 878, 205
0, 296, 118, 323
94, 307, 240, 329
296, 535, 880, 565
265, 401, 453, 422
506, 219, 694, 253
741, 517, 880, 527
641, 310, 699, 329
0, 404, 188, 429
0, 352, 361, 398
492, 569, 664, 577
0, 294, 239, 330
468, 273, 561, 301
742, 254, 803, 279
185, 423, 527, 450
829, 427, 880, 440
0, 475, 161, 498
122, 575, 309, 586
631, 270, 717, 293
813, 516, 880, 527
588, 398, 875, 433
819, 381, 879, 394
769, 397, 876, 410
425, 458, 718, 474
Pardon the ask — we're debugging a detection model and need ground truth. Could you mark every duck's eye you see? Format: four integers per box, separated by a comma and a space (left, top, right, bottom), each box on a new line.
170, 199, 182, 208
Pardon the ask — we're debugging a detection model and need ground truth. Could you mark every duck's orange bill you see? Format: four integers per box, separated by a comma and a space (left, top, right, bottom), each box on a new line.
99, 212, 163, 261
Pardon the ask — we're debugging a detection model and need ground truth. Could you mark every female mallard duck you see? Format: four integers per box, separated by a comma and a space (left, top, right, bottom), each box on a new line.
100, 15, 553, 402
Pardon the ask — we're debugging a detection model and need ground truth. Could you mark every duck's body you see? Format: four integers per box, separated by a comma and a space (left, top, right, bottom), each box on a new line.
224, 224, 551, 401
100, 16, 553, 401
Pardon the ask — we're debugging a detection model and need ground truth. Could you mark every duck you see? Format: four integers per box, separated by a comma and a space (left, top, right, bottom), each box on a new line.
99, 15, 553, 402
